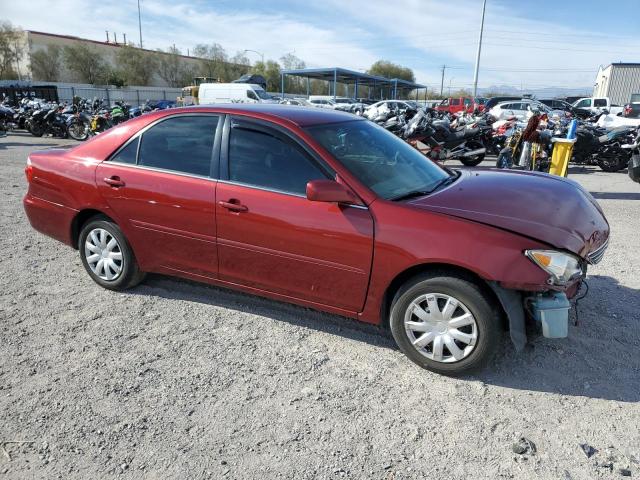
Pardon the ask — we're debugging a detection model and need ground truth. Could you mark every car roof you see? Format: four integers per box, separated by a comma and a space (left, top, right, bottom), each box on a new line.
149, 104, 361, 127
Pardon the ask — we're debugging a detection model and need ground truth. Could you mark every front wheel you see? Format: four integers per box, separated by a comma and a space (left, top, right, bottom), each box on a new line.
79, 217, 145, 290
390, 273, 501, 375
67, 119, 89, 141
29, 122, 45, 137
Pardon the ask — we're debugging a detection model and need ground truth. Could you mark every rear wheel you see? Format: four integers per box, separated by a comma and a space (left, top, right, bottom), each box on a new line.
597, 149, 629, 172
78, 217, 145, 290
390, 273, 501, 375
459, 140, 486, 167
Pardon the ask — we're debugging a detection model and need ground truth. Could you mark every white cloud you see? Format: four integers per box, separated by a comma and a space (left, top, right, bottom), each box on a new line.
4, 0, 639, 89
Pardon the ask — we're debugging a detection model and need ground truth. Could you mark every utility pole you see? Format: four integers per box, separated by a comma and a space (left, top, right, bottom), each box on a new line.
440, 65, 446, 97
137, 0, 143, 48
472, 0, 487, 97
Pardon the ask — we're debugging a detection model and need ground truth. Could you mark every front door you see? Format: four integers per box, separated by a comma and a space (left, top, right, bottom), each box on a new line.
96, 114, 221, 279
215, 118, 374, 312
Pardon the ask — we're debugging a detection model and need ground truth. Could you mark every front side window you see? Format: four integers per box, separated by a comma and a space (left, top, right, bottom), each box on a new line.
451, 98, 461, 106
306, 120, 450, 200
137, 115, 218, 177
229, 125, 329, 195
576, 99, 591, 108
247, 90, 259, 101
254, 89, 271, 100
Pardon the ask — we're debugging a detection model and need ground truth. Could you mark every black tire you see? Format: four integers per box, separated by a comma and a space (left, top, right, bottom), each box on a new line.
29, 122, 45, 137
78, 217, 145, 291
67, 119, 89, 141
597, 152, 628, 172
390, 272, 501, 375
459, 140, 486, 166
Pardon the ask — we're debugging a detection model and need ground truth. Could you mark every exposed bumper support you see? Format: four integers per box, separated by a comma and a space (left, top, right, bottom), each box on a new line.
488, 281, 527, 351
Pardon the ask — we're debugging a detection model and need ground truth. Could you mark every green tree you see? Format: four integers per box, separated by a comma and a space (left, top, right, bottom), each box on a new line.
115, 44, 158, 86
279, 53, 305, 70
251, 60, 281, 92
279, 53, 306, 94
157, 46, 192, 88
367, 60, 415, 82
63, 43, 108, 84
228, 51, 251, 80
0, 21, 22, 80
30, 44, 61, 81
193, 43, 228, 80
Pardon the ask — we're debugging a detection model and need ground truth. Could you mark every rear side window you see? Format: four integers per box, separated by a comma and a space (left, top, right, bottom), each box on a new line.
228, 126, 328, 195
112, 137, 139, 164
594, 98, 607, 107
137, 115, 218, 176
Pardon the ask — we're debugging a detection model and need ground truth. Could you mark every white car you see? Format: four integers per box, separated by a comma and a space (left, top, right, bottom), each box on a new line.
309, 99, 337, 109
488, 100, 563, 121
364, 100, 415, 120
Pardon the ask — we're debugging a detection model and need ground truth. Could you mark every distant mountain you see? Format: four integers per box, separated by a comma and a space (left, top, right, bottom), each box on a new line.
477, 85, 593, 99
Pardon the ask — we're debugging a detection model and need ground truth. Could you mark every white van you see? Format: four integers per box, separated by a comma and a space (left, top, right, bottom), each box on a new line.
198, 83, 276, 104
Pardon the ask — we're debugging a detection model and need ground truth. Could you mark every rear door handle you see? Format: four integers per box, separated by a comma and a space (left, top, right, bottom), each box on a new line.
103, 176, 125, 187
218, 200, 248, 212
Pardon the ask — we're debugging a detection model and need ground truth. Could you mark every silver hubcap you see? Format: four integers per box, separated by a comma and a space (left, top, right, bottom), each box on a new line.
404, 293, 478, 363
84, 228, 123, 281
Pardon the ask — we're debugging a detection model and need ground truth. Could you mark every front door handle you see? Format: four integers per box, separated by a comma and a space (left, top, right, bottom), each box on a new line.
218, 199, 248, 213
103, 176, 125, 187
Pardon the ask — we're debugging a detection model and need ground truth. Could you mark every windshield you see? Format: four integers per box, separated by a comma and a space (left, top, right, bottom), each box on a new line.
306, 120, 451, 200
254, 88, 271, 100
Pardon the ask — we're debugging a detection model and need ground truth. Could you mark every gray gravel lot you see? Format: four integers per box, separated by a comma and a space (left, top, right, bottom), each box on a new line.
1, 132, 639, 479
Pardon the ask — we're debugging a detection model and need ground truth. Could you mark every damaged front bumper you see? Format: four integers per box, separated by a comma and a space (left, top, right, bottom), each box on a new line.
488, 282, 578, 351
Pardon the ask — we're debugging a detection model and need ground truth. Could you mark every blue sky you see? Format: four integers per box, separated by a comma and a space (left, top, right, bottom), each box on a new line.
5, 0, 640, 90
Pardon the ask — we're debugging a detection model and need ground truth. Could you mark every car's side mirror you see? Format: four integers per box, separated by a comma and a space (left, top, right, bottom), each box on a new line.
306, 179, 357, 204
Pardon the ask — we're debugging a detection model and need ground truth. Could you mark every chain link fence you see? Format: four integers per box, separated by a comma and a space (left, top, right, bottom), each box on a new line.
0, 81, 182, 106
56, 86, 182, 106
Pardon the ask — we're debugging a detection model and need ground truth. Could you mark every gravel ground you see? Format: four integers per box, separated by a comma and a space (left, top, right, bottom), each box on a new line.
1, 132, 639, 479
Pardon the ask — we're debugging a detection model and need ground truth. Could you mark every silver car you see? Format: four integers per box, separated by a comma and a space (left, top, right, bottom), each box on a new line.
488, 100, 564, 121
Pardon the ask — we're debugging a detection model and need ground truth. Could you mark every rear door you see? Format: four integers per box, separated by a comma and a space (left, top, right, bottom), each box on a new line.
96, 114, 222, 278
215, 117, 374, 312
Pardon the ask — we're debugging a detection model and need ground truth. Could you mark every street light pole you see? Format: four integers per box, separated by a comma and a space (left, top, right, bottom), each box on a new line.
472, 0, 487, 97
243, 49, 264, 65
137, 0, 143, 48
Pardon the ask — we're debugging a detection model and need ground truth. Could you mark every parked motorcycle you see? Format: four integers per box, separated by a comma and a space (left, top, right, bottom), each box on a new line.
623, 131, 640, 183
27, 104, 68, 138
573, 125, 635, 172
402, 110, 487, 166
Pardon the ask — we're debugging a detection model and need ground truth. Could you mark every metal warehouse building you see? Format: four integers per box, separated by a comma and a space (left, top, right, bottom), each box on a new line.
593, 63, 640, 105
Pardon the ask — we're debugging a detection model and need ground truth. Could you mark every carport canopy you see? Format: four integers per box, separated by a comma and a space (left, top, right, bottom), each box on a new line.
280, 67, 427, 101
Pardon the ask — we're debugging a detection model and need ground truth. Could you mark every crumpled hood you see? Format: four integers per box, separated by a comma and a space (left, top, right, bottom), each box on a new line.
407, 169, 609, 257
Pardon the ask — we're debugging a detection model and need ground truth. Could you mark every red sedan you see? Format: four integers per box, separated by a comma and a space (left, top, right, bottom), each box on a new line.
23, 105, 609, 375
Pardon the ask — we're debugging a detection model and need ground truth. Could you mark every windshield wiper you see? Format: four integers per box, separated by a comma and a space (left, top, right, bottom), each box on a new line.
390, 190, 432, 201
390, 175, 457, 201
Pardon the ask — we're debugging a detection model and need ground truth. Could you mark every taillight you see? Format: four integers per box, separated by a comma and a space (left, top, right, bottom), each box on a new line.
25, 158, 33, 182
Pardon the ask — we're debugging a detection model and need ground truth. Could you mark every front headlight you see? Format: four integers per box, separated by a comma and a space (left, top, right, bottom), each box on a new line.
525, 250, 584, 285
